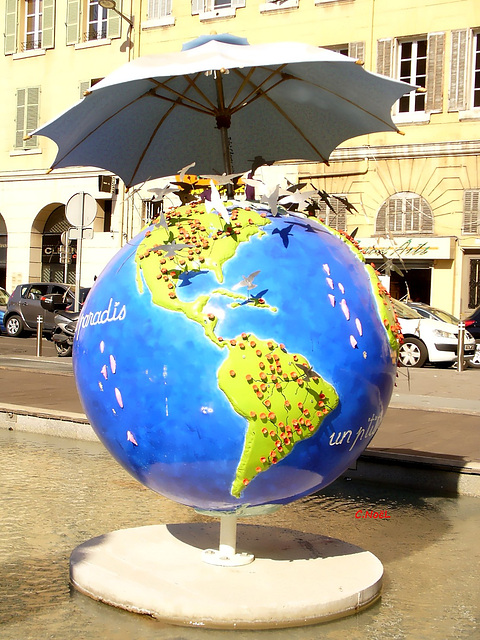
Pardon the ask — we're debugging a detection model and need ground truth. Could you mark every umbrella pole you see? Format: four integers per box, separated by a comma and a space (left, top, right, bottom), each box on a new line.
215, 73, 234, 199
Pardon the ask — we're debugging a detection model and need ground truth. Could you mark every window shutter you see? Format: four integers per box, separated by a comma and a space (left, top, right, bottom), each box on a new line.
149, 0, 171, 17
5, 0, 18, 55
107, 2, 121, 38
66, 0, 80, 45
42, 0, 55, 49
79, 80, 90, 98
15, 89, 26, 148
191, 0, 203, 14
464, 190, 479, 234
449, 29, 468, 111
232, 0, 246, 7
25, 87, 40, 148
348, 41, 365, 64
377, 39, 392, 77
16, 87, 39, 148
425, 32, 444, 113
376, 202, 387, 234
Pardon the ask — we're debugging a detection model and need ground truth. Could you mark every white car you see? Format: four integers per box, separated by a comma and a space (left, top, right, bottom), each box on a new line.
392, 299, 476, 368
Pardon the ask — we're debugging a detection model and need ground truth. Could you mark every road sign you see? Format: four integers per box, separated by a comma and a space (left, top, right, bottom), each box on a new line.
66, 192, 97, 228
69, 227, 94, 240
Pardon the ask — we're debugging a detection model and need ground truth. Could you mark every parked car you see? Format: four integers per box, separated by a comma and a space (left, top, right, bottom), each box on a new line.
392, 299, 476, 368
405, 301, 460, 325
0, 286, 9, 333
464, 306, 480, 368
3, 283, 89, 337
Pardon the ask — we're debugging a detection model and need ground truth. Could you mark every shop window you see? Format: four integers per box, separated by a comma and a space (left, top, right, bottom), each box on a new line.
66, 0, 120, 45
4, 0, 55, 54
463, 190, 479, 234
450, 29, 480, 114
15, 87, 39, 149
375, 192, 433, 236
377, 33, 444, 119
311, 194, 347, 232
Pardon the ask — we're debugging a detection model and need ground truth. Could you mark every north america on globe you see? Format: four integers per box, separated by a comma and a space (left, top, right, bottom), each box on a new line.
74, 196, 400, 513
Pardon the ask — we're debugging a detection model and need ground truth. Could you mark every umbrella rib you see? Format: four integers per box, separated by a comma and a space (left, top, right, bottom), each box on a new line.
149, 74, 217, 115
227, 65, 289, 112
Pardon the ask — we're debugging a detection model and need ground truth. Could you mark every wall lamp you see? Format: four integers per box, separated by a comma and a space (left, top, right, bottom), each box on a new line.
98, 0, 134, 28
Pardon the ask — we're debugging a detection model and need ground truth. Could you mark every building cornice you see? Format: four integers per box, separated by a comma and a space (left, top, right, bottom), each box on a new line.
331, 139, 480, 162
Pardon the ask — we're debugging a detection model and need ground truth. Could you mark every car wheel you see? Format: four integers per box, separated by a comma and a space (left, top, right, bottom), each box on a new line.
55, 341, 72, 357
398, 337, 428, 368
5, 315, 24, 337
468, 344, 480, 369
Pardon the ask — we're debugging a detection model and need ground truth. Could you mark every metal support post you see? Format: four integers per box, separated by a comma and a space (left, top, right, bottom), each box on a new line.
36, 315, 43, 357
457, 321, 465, 373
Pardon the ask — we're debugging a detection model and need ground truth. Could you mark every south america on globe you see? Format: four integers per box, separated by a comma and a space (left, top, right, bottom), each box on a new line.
74, 199, 400, 513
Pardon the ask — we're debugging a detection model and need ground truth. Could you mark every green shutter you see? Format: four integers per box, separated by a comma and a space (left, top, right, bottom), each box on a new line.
42, 0, 55, 49
5, 0, 18, 55
16, 88, 40, 149
25, 87, 40, 148
426, 32, 444, 113
66, 0, 80, 45
107, 2, 121, 38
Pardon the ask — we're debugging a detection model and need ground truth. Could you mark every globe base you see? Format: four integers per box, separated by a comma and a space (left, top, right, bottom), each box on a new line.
70, 522, 383, 628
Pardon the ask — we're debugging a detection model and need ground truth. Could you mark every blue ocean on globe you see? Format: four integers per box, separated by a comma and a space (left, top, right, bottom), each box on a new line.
73, 203, 398, 513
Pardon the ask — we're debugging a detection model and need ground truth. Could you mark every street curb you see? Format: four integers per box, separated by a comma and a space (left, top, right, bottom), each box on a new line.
390, 394, 480, 416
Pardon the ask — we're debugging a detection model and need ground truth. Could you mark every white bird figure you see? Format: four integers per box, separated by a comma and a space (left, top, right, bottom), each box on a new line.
154, 241, 193, 257
278, 189, 317, 210
178, 162, 196, 181
261, 185, 280, 216
200, 172, 245, 185
148, 184, 180, 200
233, 270, 261, 291
205, 181, 230, 224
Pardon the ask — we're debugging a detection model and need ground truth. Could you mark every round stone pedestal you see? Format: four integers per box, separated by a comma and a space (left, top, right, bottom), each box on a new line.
70, 523, 383, 629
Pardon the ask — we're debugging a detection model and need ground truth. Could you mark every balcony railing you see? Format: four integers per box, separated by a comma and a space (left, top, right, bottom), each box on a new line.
21, 38, 42, 51
84, 27, 107, 42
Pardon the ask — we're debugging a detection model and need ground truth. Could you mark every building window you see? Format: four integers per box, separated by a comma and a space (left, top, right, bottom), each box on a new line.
147, 0, 172, 19
327, 42, 365, 62
143, 200, 163, 225
469, 259, 480, 309
15, 87, 40, 149
191, 0, 245, 17
24, 0, 42, 50
473, 33, 480, 108
463, 190, 479, 234
86, 0, 107, 40
398, 39, 427, 113
4, 0, 55, 54
376, 192, 433, 236
311, 194, 347, 232
66, 0, 120, 45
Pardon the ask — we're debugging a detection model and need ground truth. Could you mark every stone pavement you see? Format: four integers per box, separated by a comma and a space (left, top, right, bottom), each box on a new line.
0, 335, 479, 494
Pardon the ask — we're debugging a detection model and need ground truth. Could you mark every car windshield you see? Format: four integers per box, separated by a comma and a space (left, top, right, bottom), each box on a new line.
430, 308, 459, 324
392, 299, 423, 319
0, 289, 9, 304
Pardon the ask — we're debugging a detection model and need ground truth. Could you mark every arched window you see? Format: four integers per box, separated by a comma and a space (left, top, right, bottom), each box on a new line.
375, 192, 433, 235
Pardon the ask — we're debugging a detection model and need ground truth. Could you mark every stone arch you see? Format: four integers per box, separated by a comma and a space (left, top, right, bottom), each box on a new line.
30, 203, 75, 283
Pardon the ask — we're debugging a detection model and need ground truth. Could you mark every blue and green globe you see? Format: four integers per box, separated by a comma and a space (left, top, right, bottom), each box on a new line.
73, 201, 399, 513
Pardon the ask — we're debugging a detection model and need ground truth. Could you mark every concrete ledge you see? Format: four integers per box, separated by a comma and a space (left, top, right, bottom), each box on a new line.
0, 404, 98, 442
347, 452, 480, 497
70, 523, 383, 629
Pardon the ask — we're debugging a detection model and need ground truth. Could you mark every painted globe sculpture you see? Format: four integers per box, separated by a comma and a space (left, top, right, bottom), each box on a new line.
73, 200, 400, 514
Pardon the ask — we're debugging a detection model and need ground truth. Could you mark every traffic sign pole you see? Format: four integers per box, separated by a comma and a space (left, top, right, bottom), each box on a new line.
66, 192, 97, 312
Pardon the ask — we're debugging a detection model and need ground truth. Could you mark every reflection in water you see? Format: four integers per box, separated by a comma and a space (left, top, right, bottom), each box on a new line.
1, 430, 479, 639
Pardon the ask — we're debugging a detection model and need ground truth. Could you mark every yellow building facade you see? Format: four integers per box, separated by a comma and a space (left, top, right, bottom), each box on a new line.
1, 0, 479, 317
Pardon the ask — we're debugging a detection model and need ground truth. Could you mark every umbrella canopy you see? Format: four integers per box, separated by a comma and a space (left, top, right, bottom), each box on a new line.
34, 34, 416, 188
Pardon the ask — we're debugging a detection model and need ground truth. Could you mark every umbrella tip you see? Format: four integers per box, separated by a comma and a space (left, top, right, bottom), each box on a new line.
46, 168, 53, 174
355, 59, 364, 65
397, 130, 406, 136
